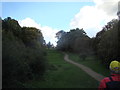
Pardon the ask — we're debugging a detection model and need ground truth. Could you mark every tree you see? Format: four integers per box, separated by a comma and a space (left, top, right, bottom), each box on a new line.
93, 19, 119, 67
2, 17, 22, 37
55, 30, 66, 40
56, 28, 91, 54
21, 27, 44, 48
46, 42, 54, 49
2, 17, 47, 88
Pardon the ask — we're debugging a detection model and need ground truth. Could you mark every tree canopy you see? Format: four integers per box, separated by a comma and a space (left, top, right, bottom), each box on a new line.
2, 17, 47, 88
56, 19, 120, 67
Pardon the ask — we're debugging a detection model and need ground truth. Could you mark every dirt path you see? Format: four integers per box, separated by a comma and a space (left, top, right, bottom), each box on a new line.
64, 54, 105, 82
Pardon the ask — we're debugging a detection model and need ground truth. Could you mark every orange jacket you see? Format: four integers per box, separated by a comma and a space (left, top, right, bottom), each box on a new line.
98, 74, 120, 90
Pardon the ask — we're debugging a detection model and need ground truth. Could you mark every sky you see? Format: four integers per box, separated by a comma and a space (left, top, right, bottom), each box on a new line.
1, 0, 119, 46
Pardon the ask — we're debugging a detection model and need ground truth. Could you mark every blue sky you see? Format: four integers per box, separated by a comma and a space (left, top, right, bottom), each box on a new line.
2, 1, 118, 46
2, 2, 94, 30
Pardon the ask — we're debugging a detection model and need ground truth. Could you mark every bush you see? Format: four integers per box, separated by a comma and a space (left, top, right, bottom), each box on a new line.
3, 31, 47, 88
2, 31, 31, 88
25, 47, 47, 77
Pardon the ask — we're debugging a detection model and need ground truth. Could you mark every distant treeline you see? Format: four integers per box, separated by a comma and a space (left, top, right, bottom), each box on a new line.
56, 19, 120, 67
2, 17, 47, 88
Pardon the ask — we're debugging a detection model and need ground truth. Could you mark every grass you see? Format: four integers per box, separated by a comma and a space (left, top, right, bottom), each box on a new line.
68, 52, 110, 77
24, 49, 99, 88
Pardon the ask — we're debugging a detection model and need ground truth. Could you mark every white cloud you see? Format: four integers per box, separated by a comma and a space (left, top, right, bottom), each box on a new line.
40, 26, 58, 46
19, 18, 41, 29
70, 0, 119, 37
18, 0, 119, 46
18, 18, 58, 46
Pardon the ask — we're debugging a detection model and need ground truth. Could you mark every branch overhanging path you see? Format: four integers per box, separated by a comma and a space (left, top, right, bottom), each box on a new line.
64, 53, 105, 82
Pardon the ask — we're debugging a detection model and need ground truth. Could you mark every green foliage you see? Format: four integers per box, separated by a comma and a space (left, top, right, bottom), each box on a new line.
25, 47, 46, 76
46, 42, 54, 49
79, 53, 87, 60
56, 28, 92, 55
93, 19, 119, 67
2, 17, 22, 37
56, 19, 119, 68
2, 17, 47, 88
2, 31, 29, 88
21, 27, 44, 48
24, 50, 98, 88
68, 53, 110, 77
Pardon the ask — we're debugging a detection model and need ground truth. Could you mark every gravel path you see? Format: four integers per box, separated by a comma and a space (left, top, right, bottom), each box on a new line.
64, 54, 105, 82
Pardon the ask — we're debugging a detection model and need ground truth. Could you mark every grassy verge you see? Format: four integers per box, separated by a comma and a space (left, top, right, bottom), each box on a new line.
68, 52, 110, 77
24, 49, 99, 88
